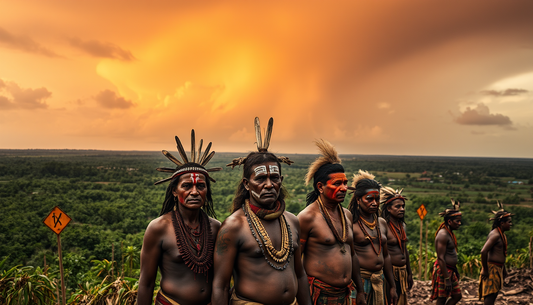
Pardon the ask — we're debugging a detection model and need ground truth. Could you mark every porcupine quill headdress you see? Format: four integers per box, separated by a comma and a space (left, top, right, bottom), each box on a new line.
226, 117, 294, 168
489, 200, 514, 221
304, 139, 344, 205
438, 198, 461, 218
154, 129, 222, 185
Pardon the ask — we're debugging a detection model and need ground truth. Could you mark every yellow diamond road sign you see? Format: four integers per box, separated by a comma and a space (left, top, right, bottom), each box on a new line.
417, 204, 428, 220
43, 206, 71, 234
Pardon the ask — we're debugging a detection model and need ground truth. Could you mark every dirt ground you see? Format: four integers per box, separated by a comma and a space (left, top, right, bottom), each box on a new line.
408, 269, 533, 305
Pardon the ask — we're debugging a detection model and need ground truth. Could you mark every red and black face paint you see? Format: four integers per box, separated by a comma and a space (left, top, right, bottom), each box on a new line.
323, 173, 348, 200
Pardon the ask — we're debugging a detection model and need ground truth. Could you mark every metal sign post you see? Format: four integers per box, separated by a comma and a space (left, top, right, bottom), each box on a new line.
416, 204, 427, 280
43, 206, 71, 305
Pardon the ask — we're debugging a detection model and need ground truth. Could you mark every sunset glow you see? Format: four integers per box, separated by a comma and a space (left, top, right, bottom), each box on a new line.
1, 0, 532, 157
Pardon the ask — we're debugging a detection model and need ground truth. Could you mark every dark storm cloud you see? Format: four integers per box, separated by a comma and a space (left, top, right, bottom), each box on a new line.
0, 80, 51, 110
94, 89, 135, 109
480, 88, 529, 97
0, 26, 61, 57
68, 38, 135, 61
455, 104, 512, 126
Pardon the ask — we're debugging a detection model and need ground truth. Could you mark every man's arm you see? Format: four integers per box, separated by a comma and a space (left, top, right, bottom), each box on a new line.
297, 209, 313, 256
480, 231, 498, 280
137, 219, 164, 305
435, 230, 451, 292
212, 218, 239, 305
351, 248, 367, 305
290, 214, 312, 305
380, 218, 397, 305
403, 223, 413, 290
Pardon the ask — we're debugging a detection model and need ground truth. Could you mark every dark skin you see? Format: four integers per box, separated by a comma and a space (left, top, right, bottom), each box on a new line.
211, 162, 312, 305
385, 199, 413, 289
352, 191, 398, 305
435, 216, 462, 305
480, 217, 512, 305
298, 173, 366, 305
137, 173, 221, 305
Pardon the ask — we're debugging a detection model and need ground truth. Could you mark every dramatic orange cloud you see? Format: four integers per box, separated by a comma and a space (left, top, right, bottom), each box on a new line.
0, 0, 532, 157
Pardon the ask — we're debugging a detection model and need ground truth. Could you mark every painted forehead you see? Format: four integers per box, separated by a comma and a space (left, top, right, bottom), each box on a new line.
252, 164, 280, 176
327, 173, 347, 181
179, 172, 205, 182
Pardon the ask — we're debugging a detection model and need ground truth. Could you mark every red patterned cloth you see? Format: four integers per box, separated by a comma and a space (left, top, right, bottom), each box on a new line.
430, 261, 461, 300
308, 276, 354, 305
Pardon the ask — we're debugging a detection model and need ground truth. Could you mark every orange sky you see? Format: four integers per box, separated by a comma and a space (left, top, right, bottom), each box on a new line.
1, 0, 532, 157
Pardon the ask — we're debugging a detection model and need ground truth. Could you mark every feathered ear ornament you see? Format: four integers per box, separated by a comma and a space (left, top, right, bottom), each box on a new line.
304, 139, 341, 186
226, 117, 293, 168
154, 129, 222, 185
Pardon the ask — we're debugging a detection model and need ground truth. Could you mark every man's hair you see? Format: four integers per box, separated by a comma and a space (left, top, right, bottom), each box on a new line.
306, 164, 344, 206
159, 164, 215, 218
231, 151, 287, 213
492, 211, 511, 230
348, 177, 381, 221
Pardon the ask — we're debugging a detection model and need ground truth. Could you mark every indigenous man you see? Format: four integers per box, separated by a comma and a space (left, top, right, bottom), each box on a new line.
380, 187, 413, 305
138, 131, 222, 305
431, 199, 462, 305
298, 139, 366, 305
212, 117, 312, 305
348, 170, 397, 305
478, 201, 513, 305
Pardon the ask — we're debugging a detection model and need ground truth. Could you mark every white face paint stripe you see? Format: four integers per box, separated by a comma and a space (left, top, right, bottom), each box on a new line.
269, 165, 279, 174
191, 173, 199, 184
254, 165, 267, 176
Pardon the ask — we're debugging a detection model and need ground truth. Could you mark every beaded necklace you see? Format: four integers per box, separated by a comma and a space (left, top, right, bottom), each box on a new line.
388, 220, 407, 252
496, 227, 508, 256
358, 214, 382, 256
170, 209, 213, 275
317, 197, 347, 253
243, 202, 293, 270
360, 215, 377, 230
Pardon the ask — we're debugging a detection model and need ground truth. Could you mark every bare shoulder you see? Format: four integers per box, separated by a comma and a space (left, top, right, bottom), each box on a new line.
220, 209, 247, 234
284, 211, 300, 227
342, 208, 353, 225
297, 203, 317, 223
209, 217, 222, 232
378, 217, 388, 229
146, 213, 172, 235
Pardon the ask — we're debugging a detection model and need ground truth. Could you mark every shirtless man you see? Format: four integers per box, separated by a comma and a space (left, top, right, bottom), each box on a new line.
212, 117, 311, 305
298, 139, 365, 305
138, 131, 221, 305
348, 170, 397, 305
479, 203, 513, 305
380, 187, 413, 305
431, 199, 462, 305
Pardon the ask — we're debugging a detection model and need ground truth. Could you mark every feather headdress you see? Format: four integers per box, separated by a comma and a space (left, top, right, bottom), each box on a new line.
380, 186, 408, 205
351, 170, 376, 189
489, 200, 514, 220
304, 139, 341, 186
154, 130, 222, 185
438, 198, 462, 217
226, 117, 293, 168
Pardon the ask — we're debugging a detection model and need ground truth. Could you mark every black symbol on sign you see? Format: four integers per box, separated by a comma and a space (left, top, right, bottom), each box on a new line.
52, 212, 62, 228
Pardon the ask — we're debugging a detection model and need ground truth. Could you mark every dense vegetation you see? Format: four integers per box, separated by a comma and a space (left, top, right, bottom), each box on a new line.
1, 149, 532, 303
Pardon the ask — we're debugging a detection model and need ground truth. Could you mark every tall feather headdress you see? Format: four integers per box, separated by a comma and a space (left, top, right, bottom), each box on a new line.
304, 139, 341, 186
154, 130, 222, 185
489, 200, 514, 220
350, 170, 376, 189
226, 117, 293, 168
380, 186, 408, 205
438, 198, 462, 217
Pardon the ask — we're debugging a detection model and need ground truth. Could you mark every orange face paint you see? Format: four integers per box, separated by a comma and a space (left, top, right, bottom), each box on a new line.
324, 173, 348, 201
